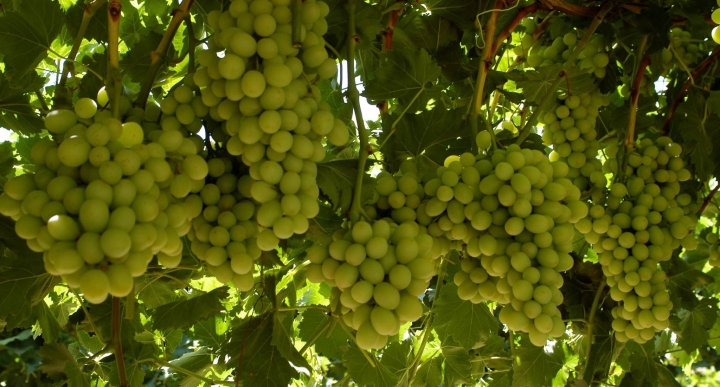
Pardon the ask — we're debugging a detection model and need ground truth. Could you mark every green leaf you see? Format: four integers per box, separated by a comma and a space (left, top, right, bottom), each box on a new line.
223, 314, 299, 387
15, 135, 42, 165
441, 338, 472, 386
675, 298, 718, 352
363, 48, 441, 107
433, 283, 499, 350
38, 343, 76, 376
422, 0, 476, 29
307, 202, 344, 245
298, 308, 347, 359
192, 316, 227, 348
136, 275, 179, 308
0, 247, 57, 330
661, 255, 713, 307
398, 13, 461, 53
108, 343, 156, 387
622, 341, 658, 385
488, 370, 514, 387
168, 348, 214, 385
511, 336, 565, 387
65, 1, 108, 44
65, 359, 92, 387
673, 89, 720, 180
33, 302, 62, 342
508, 65, 596, 105
272, 311, 311, 369
343, 346, 399, 387
316, 159, 376, 214
120, 31, 170, 84
381, 339, 412, 376
0, 142, 15, 177
0, 0, 64, 81
77, 328, 104, 353
380, 105, 471, 172
152, 287, 227, 331
412, 355, 443, 387
323, 0, 383, 52
0, 71, 44, 134
119, 0, 143, 48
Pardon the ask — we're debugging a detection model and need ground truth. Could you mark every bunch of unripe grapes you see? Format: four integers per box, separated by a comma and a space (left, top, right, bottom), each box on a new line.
712, 2, 720, 44
187, 158, 261, 290
0, 96, 209, 304
704, 233, 720, 267
418, 132, 585, 346
526, 32, 609, 78
539, 91, 610, 193
618, 73, 655, 98
191, 0, 350, 248
158, 75, 221, 141
577, 137, 697, 343
366, 160, 429, 224
660, 28, 709, 71
305, 220, 438, 350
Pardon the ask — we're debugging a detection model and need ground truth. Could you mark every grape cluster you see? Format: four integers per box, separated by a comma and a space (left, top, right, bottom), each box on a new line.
539, 91, 610, 193
526, 32, 609, 78
193, 0, 349, 249
186, 158, 261, 290
306, 220, 438, 350
158, 76, 218, 143
618, 73, 655, 99
660, 28, 708, 71
0, 98, 208, 304
705, 233, 720, 267
417, 132, 585, 346
713, 3, 720, 44
577, 137, 697, 343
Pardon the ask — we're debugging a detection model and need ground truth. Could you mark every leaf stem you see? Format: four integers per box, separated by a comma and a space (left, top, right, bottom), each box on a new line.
661, 46, 720, 135
407, 257, 448, 385
516, 1, 615, 145
135, 0, 195, 108
107, 0, 122, 119
625, 36, 650, 150
699, 184, 720, 215
347, 0, 370, 223
291, 0, 303, 46
581, 279, 606, 385
470, 1, 503, 152
153, 358, 236, 386
112, 297, 128, 387
299, 315, 333, 355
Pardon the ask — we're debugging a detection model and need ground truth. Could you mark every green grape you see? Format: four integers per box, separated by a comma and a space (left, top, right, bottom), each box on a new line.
80, 269, 110, 304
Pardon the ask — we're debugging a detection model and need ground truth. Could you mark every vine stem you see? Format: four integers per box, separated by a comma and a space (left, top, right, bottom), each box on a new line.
699, 184, 719, 215
515, 1, 615, 145
491, 3, 539, 55
625, 37, 650, 150
292, 0, 303, 46
112, 297, 128, 387
70, 288, 105, 345
347, 0, 371, 223
661, 46, 720, 135
152, 358, 235, 386
581, 279, 606, 385
56, 0, 107, 106
107, 0, 122, 119
470, 0, 503, 152
135, 0, 195, 108
407, 257, 448, 385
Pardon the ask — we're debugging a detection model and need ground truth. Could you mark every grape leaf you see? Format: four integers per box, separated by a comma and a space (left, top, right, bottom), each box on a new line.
674, 89, 720, 180
0, 72, 44, 134
65, 360, 92, 387
120, 31, 170, 84
622, 341, 659, 385
152, 287, 227, 331
298, 308, 347, 360
511, 336, 565, 387
65, 1, 108, 44
77, 328, 104, 353
38, 343, 76, 376
661, 255, 713, 307
441, 338, 472, 386
108, 343, 156, 387
192, 317, 226, 348
398, 13, 461, 53
381, 340, 412, 376
0, 142, 15, 178
168, 348, 214, 385
15, 134, 42, 165
0, 247, 57, 330
411, 356, 443, 387
422, 0, 477, 29
675, 298, 718, 352
0, 0, 64, 82
363, 48, 441, 108
136, 276, 179, 308
380, 105, 471, 172
119, 0, 143, 48
222, 314, 299, 387
508, 65, 596, 105
433, 283, 498, 350
317, 159, 376, 214
488, 371, 513, 387
324, 0, 383, 51
272, 311, 311, 369
33, 302, 62, 342
343, 346, 399, 387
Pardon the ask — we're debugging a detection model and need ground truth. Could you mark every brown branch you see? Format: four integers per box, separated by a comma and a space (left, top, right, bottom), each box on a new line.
382, 6, 402, 52
491, 3, 540, 56
108, 0, 122, 119
626, 50, 651, 149
536, 0, 600, 18
135, 0, 195, 108
661, 46, 720, 135
699, 184, 719, 215
112, 297, 128, 387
